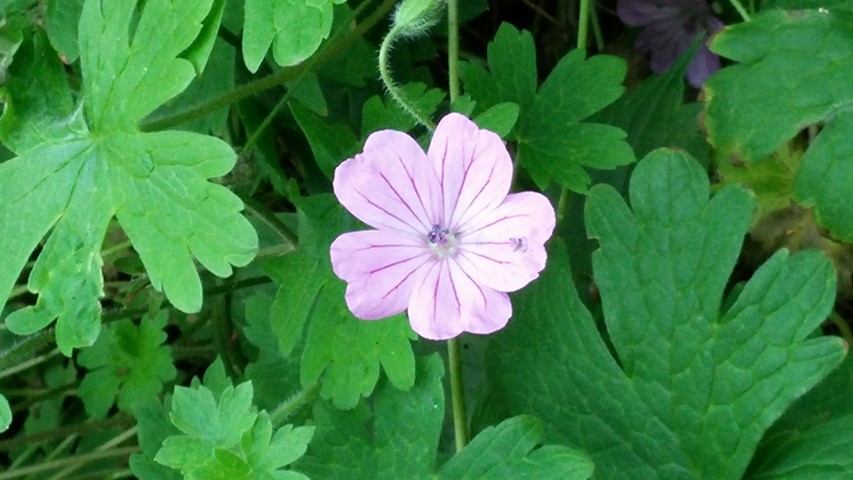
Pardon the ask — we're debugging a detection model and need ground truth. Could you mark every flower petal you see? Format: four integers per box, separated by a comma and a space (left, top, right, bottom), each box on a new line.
330, 230, 432, 320
333, 130, 440, 235
407, 260, 512, 339
427, 113, 513, 231
456, 192, 556, 292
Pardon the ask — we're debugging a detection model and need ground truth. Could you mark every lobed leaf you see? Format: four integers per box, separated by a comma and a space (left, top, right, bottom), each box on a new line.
486, 149, 846, 479
704, 8, 853, 241
0, 0, 258, 353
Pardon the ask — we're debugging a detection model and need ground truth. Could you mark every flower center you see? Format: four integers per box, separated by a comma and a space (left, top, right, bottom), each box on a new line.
426, 224, 459, 258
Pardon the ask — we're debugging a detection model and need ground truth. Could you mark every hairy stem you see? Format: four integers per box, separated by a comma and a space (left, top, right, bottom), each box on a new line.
378, 24, 437, 130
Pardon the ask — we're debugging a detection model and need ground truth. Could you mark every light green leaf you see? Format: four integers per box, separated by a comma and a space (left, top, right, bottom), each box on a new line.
0, 394, 11, 432
242, 0, 334, 72
487, 149, 846, 479
0, 0, 258, 354
182, 0, 227, 75
45, 0, 85, 62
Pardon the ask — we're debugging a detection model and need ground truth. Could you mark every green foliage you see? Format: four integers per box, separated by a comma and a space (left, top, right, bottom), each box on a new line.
153, 359, 313, 479
0, 0, 258, 354
265, 195, 417, 409
45, 0, 85, 62
297, 356, 593, 480
77, 311, 176, 418
704, 8, 853, 241
242, 0, 341, 73
459, 23, 634, 192
486, 150, 846, 480
0, 393, 10, 433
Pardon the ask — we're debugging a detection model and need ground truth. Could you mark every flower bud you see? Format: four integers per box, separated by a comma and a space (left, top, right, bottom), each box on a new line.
393, 0, 445, 38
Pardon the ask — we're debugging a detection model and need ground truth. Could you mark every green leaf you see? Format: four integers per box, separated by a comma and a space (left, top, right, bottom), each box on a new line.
156, 373, 312, 479
265, 194, 417, 409
289, 100, 358, 180
794, 110, 853, 240
77, 310, 176, 417
0, 29, 80, 152
519, 49, 633, 191
145, 38, 236, 135
297, 356, 591, 479
460, 23, 633, 192
595, 48, 708, 162
242, 0, 334, 72
745, 356, 853, 478
486, 149, 846, 479
459, 23, 537, 113
361, 83, 446, 135
473, 102, 519, 138
130, 400, 183, 480
0, 0, 258, 354
437, 416, 594, 480
746, 414, 853, 479
704, 9, 853, 241
45, 0, 85, 62
182, 0, 227, 75
0, 393, 11, 432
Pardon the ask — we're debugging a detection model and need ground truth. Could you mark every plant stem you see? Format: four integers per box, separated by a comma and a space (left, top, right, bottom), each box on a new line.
0, 348, 59, 380
0, 416, 134, 452
44, 427, 138, 480
378, 24, 437, 130
728, 0, 751, 21
830, 311, 853, 347
447, 0, 461, 104
0, 446, 139, 480
270, 381, 321, 427
447, 337, 468, 452
445, 0, 468, 453
239, 194, 298, 250
590, 0, 604, 51
577, 0, 591, 51
141, 0, 398, 131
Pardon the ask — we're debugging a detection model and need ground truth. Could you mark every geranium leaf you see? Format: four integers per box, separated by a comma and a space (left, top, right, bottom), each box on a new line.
460, 23, 634, 192
265, 195, 417, 409
0, 394, 11, 433
45, 0, 85, 63
242, 0, 334, 73
704, 9, 853, 241
297, 356, 593, 479
486, 149, 846, 479
0, 0, 258, 354
77, 311, 176, 418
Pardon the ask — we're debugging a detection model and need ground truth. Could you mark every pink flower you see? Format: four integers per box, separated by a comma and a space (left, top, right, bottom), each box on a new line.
330, 113, 556, 340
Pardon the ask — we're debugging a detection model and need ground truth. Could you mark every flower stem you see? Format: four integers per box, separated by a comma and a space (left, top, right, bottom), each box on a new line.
445, 0, 468, 454
577, 0, 591, 51
378, 24, 437, 130
447, 0, 461, 104
0, 446, 138, 480
447, 337, 468, 453
728, 0, 751, 21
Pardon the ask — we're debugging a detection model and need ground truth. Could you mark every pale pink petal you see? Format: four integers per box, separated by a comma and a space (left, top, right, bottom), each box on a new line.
330, 230, 433, 320
407, 260, 512, 340
333, 131, 441, 235
427, 113, 513, 232
456, 192, 556, 292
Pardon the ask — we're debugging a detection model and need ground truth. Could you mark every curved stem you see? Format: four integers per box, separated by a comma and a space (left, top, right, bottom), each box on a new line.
0, 446, 139, 480
378, 25, 437, 130
270, 381, 321, 427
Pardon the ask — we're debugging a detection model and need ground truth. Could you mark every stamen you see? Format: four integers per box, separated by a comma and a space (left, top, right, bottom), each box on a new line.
510, 237, 528, 253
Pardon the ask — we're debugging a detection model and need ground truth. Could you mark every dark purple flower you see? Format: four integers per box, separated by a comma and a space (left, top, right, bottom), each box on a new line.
618, 0, 724, 88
